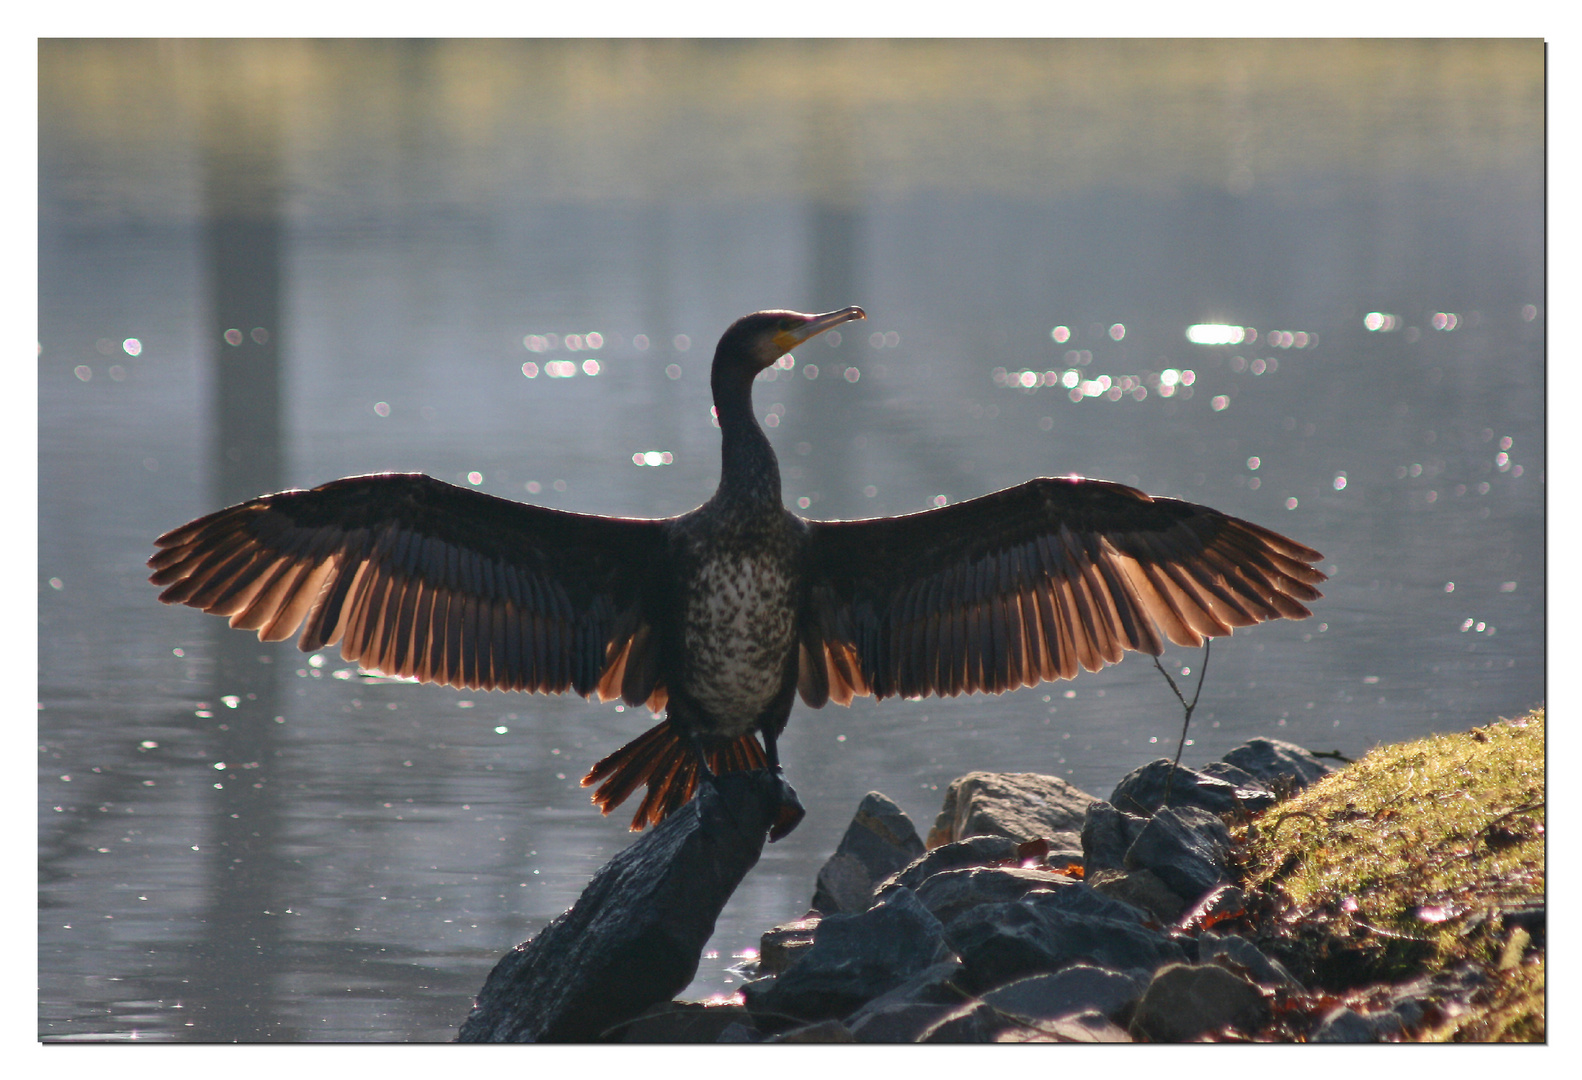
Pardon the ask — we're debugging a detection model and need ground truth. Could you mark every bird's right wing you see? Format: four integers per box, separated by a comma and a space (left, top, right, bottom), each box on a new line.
797, 476, 1325, 707
149, 473, 670, 706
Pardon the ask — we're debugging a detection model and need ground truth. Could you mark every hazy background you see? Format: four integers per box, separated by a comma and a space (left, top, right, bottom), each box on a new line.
39, 38, 1544, 1040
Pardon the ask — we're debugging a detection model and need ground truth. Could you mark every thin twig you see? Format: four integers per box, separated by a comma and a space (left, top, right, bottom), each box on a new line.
1154, 638, 1211, 807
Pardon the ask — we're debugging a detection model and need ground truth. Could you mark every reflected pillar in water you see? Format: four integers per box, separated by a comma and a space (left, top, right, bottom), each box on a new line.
189, 52, 294, 1040
206, 109, 283, 505
797, 113, 870, 519
637, 199, 691, 486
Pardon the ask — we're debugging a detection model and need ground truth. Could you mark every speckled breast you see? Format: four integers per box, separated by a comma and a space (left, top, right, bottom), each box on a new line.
680, 550, 799, 733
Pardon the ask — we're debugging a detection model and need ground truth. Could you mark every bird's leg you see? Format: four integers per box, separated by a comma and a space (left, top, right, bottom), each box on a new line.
759, 726, 804, 842
761, 725, 783, 773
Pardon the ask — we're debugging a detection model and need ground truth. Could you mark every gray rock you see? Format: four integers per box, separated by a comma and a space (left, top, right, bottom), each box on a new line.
1080, 800, 1149, 873
945, 894, 1186, 992
1035, 881, 1157, 924
747, 886, 952, 1024
911, 865, 1073, 925
809, 854, 874, 917
1089, 867, 1189, 923
844, 958, 968, 1013
1200, 932, 1303, 990
1196, 760, 1272, 792
1366, 1009, 1408, 1042
1383, 994, 1426, 1032
1123, 805, 1233, 905
1110, 758, 1275, 817
877, 835, 1024, 898
771, 1019, 856, 1042
612, 1002, 756, 1042
927, 771, 1098, 849
982, 964, 1147, 1023
1129, 962, 1269, 1042
1219, 737, 1334, 792
1363, 962, 1488, 1036
918, 1001, 1013, 1043
848, 1001, 960, 1043
843, 959, 969, 1041
757, 914, 820, 975
1312, 1006, 1405, 1043
715, 1021, 763, 1042
811, 791, 925, 914
995, 1010, 1133, 1042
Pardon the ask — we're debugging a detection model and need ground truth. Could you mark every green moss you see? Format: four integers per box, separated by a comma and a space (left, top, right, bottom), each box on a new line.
1236, 708, 1544, 1039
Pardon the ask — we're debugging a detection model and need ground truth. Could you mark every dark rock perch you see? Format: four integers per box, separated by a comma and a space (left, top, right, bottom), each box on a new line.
457, 770, 797, 1042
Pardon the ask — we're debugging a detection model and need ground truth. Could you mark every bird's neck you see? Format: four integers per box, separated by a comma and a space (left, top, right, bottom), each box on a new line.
710, 367, 782, 515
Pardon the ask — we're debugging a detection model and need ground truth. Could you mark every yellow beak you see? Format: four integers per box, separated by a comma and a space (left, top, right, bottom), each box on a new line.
773, 306, 867, 352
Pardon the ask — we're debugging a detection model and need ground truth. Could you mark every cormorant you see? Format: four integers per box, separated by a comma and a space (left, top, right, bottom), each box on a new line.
149, 306, 1325, 841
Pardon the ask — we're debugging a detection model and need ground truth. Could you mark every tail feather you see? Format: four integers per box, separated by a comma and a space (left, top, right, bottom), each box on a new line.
581, 720, 768, 830
632, 750, 688, 830
581, 722, 672, 813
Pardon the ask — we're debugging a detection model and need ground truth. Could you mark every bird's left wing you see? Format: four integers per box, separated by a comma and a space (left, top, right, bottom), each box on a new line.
149, 473, 669, 703
797, 476, 1325, 707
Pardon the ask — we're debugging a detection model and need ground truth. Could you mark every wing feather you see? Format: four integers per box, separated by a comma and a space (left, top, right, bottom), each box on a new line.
801, 475, 1325, 704
149, 473, 665, 699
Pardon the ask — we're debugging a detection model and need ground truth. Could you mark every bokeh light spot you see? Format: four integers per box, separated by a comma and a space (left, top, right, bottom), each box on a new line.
1186, 324, 1245, 345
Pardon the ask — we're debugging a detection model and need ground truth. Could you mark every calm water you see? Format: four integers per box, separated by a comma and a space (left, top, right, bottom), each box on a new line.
38, 40, 1544, 1041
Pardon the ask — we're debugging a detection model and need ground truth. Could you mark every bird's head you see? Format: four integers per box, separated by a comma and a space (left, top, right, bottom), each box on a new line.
712, 306, 867, 380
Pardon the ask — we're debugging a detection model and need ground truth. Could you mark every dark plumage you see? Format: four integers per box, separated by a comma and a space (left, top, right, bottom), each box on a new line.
150, 306, 1325, 838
